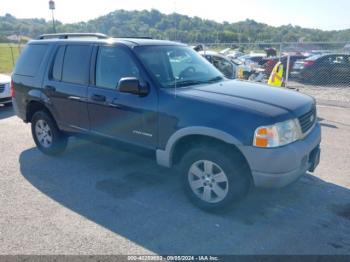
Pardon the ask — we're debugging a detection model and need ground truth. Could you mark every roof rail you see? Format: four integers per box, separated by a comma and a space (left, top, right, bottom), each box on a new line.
113, 36, 153, 39
37, 33, 109, 40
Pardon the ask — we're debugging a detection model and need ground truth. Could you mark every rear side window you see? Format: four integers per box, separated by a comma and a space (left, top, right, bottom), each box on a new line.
52, 46, 65, 81
14, 44, 48, 77
62, 45, 91, 85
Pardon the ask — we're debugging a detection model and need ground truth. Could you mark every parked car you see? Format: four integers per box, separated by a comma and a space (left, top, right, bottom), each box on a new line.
199, 50, 236, 79
0, 74, 12, 106
226, 51, 245, 60
12, 33, 321, 211
291, 54, 350, 84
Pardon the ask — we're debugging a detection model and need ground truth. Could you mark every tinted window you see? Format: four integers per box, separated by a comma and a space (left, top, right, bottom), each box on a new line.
62, 45, 91, 85
95, 46, 140, 89
333, 55, 347, 64
52, 46, 65, 81
15, 44, 48, 77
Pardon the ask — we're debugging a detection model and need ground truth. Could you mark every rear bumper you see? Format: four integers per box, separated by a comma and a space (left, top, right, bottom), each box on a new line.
12, 97, 26, 120
0, 97, 12, 104
240, 123, 321, 188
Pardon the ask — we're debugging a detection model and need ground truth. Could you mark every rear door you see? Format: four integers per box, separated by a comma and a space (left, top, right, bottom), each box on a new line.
87, 44, 158, 148
43, 44, 92, 132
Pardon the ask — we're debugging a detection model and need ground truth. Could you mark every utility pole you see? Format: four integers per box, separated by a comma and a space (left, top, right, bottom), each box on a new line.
49, 0, 56, 33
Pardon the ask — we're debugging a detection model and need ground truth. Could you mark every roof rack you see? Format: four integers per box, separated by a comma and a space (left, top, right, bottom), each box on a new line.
113, 36, 153, 39
37, 33, 109, 40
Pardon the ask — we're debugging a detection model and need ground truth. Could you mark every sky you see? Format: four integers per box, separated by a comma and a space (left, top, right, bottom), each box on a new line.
1, 0, 350, 31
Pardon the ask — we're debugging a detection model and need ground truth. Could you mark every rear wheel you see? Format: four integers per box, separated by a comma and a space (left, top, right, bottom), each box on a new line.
31, 111, 67, 155
180, 146, 250, 211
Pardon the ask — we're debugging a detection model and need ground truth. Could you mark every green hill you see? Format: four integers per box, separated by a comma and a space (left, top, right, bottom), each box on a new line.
1, 9, 350, 43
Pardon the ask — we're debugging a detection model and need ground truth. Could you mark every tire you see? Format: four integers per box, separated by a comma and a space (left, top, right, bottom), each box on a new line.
180, 146, 251, 211
31, 111, 67, 156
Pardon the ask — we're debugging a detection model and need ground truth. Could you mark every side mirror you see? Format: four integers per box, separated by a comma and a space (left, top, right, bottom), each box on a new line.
117, 77, 149, 96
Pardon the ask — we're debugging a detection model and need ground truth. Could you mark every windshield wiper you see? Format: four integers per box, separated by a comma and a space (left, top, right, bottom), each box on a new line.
168, 80, 206, 88
207, 76, 224, 83
166, 77, 224, 88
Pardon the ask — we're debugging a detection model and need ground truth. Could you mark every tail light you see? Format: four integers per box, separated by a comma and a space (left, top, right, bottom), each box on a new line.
304, 60, 315, 67
10, 79, 14, 97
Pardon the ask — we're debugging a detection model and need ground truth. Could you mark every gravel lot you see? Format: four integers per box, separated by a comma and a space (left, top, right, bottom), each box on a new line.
289, 81, 350, 108
0, 103, 350, 255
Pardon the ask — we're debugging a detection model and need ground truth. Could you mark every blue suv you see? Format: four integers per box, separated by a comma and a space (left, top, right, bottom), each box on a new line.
12, 33, 321, 210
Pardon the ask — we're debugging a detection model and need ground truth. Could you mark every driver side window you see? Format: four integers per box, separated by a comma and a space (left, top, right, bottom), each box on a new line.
95, 46, 140, 89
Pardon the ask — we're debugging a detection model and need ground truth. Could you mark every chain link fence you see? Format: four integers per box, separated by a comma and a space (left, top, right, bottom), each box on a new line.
195, 41, 350, 88
1, 41, 350, 89
0, 44, 24, 74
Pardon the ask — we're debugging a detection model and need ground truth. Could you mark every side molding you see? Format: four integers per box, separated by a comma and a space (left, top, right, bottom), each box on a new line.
156, 126, 242, 167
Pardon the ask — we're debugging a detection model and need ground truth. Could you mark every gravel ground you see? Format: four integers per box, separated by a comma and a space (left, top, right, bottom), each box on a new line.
288, 81, 350, 107
0, 104, 350, 255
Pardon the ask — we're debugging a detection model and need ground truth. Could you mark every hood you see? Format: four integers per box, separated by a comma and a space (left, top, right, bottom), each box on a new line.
177, 80, 314, 119
0, 74, 11, 84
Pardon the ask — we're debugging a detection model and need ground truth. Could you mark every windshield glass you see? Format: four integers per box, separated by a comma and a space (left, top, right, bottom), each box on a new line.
134, 45, 224, 88
306, 55, 322, 61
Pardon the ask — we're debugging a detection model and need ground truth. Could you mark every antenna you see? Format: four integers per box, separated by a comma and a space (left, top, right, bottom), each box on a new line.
174, 0, 177, 41
174, 0, 177, 98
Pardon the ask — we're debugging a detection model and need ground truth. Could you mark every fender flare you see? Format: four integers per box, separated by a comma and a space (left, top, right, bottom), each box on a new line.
156, 126, 242, 167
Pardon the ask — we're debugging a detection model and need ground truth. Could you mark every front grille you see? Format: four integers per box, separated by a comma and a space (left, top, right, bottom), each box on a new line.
0, 84, 5, 93
298, 106, 316, 134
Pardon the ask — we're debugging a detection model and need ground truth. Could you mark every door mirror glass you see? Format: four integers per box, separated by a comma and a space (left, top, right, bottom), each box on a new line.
118, 77, 149, 96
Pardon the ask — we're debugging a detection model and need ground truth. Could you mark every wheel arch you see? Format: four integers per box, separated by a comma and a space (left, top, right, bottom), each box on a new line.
156, 127, 248, 168
26, 100, 56, 125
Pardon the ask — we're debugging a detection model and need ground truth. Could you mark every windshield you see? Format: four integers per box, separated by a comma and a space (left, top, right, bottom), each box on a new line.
134, 45, 224, 88
306, 55, 322, 61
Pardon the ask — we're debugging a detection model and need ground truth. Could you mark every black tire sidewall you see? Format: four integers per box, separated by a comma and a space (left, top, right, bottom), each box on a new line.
31, 111, 67, 155
180, 147, 250, 211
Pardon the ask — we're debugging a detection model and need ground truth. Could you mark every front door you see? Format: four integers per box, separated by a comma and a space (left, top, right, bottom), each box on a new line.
87, 45, 158, 148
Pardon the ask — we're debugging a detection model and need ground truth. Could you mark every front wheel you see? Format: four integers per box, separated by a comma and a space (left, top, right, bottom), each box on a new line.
31, 111, 67, 156
180, 146, 250, 211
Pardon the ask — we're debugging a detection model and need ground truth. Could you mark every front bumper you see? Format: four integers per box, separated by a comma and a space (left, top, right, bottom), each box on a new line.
240, 123, 321, 188
0, 97, 12, 104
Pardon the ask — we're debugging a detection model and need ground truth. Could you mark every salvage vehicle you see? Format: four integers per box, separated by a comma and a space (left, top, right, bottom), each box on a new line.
12, 33, 321, 211
199, 50, 236, 79
0, 74, 12, 106
239, 53, 267, 66
291, 54, 350, 84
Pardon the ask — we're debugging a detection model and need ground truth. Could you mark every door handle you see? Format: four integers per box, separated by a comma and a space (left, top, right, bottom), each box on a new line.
108, 102, 122, 109
91, 94, 106, 102
68, 96, 84, 101
108, 98, 122, 108
44, 85, 56, 92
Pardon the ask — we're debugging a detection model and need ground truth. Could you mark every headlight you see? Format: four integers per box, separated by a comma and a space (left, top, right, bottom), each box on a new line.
253, 119, 301, 148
